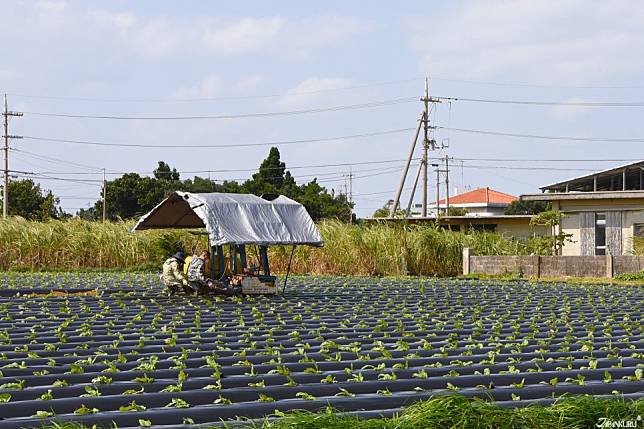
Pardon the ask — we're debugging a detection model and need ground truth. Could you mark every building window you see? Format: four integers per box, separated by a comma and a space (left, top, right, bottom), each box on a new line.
634, 223, 644, 238
595, 213, 606, 255
439, 224, 460, 231
467, 224, 497, 232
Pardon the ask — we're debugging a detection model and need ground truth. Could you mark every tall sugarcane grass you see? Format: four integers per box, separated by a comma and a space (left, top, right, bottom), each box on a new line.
270, 220, 540, 277
0, 217, 540, 275
0, 217, 203, 271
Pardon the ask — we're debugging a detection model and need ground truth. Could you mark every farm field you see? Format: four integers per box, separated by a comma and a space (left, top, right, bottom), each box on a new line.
0, 273, 641, 427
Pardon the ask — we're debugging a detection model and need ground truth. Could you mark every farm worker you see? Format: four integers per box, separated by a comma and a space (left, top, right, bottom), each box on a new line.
161, 251, 188, 295
187, 250, 212, 294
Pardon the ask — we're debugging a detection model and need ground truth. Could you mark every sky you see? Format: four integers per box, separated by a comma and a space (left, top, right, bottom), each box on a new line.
2, 0, 644, 217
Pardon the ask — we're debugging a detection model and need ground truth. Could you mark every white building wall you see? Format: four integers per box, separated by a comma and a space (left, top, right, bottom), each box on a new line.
553, 199, 644, 255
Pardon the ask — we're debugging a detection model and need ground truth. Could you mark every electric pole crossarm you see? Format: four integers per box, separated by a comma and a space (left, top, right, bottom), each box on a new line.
390, 112, 423, 216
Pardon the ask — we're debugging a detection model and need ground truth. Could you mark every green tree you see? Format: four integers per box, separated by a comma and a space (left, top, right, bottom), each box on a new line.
77, 151, 354, 222
0, 179, 62, 220
153, 161, 180, 181
92, 173, 169, 220
182, 177, 242, 194
373, 200, 405, 218
529, 210, 571, 255
242, 147, 351, 220
297, 179, 352, 221
505, 200, 550, 215
447, 207, 468, 216
243, 147, 289, 196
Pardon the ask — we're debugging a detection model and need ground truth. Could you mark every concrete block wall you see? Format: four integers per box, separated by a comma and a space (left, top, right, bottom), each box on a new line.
464, 248, 644, 278
469, 255, 539, 277
613, 256, 644, 275
539, 256, 606, 278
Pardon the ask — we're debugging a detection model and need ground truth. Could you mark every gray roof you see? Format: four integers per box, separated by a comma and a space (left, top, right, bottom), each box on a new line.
522, 190, 644, 201
540, 160, 644, 192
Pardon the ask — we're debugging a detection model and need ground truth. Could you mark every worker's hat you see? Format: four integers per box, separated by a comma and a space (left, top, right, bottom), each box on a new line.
172, 251, 186, 263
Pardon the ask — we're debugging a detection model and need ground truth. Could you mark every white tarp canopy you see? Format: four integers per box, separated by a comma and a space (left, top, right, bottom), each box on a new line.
132, 192, 324, 247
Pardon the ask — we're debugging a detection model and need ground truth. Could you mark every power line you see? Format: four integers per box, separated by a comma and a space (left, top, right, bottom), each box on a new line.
451, 157, 643, 163
429, 75, 644, 90
22, 97, 417, 120
9, 164, 403, 187
436, 96, 644, 107
319, 167, 402, 184
12, 149, 420, 175
9, 75, 644, 104
11, 148, 103, 171
354, 187, 413, 197
7, 77, 423, 103
11, 170, 102, 186
435, 126, 644, 143
180, 158, 422, 174
21, 127, 415, 148
12, 151, 419, 176
460, 165, 596, 172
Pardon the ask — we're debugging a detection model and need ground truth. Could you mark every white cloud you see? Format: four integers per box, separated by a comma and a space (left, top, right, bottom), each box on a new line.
235, 75, 264, 91
278, 77, 354, 108
409, 0, 644, 85
35, 0, 67, 14
550, 97, 593, 120
89, 9, 136, 31
174, 75, 222, 99
281, 15, 371, 59
81, 9, 368, 59
203, 17, 286, 54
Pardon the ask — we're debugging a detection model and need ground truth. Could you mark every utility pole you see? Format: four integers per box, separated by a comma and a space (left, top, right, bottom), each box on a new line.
102, 168, 107, 223
421, 79, 430, 217
348, 168, 353, 223
435, 165, 440, 217
390, 112, 423, 216
421, 78, 441, 217
391, 78, 441, 218
444, 155, 450, 214
405, 162, 423, 217
433, 163, 449, 218
2, 95, 23, 219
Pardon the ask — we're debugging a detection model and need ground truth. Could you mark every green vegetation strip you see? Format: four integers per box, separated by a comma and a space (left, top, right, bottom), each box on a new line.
41, 396, 643, 429
0, 218, 554, 276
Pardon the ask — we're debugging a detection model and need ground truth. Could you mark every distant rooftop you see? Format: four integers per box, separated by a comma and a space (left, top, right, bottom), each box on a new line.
438, 187, 517, 206
540, 160, 644, 193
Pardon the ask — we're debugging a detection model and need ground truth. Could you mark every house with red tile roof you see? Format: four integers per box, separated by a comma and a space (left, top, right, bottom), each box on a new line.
409, 187, 518, 217
438, 187, 518, 216
377, 187, 547, 238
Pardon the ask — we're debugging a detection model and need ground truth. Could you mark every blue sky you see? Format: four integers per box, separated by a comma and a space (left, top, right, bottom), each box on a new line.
2, 0, 644, 216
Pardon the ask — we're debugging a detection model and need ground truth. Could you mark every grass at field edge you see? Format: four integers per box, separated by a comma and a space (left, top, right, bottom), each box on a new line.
41, 395, 643, 429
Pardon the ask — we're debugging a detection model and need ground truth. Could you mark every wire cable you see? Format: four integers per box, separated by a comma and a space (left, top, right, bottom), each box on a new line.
7, 78, 423, 103
436, 126, 644, 143
23, 97, 417, 120
10, 171, 102, 186
21, 127, 414, 148
10, 148, 103, 171
429, 75, 644, 89
436, 96, 644, 107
